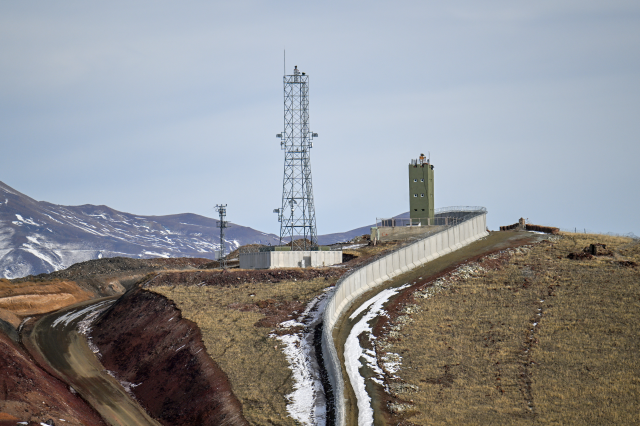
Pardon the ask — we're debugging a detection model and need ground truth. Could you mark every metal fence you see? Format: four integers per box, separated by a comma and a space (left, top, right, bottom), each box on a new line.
435, 206, 487, 215
376, 216, 458, 227
376, 207, 488, 228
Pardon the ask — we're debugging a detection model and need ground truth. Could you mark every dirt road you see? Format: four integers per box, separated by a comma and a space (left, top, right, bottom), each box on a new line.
24, 298, 161, 426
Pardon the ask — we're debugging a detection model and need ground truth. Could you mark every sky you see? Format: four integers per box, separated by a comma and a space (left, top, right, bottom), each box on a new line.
1, 1, 639, 236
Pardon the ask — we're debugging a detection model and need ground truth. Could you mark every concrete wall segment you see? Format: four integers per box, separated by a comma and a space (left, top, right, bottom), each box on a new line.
372, 261, 381, 284
398, 249, 409, 274
392, 252, 400, 272
383, 256, 392, 281
364, 264, 374, 289
321, 211, 488, 426
411, 244, 420, 268
359, 268, 366, 289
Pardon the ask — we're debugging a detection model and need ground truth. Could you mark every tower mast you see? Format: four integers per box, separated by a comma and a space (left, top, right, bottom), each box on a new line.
275, 65, 318, 250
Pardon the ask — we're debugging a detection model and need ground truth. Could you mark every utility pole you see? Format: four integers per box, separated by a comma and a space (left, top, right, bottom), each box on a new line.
215, 204, 229, 269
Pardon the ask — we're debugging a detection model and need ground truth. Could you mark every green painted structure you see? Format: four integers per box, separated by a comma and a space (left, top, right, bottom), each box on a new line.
408, 153, 434, 220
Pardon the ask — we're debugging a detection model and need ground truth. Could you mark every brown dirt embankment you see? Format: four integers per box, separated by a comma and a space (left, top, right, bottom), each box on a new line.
0, 279, 93, 324
1, 257, 219, 325
91, 286, 248, 426
0, 328, 106, 426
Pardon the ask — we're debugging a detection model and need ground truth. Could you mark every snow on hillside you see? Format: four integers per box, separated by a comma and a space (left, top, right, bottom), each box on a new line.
0, 180, 389, 279
0, 181, 279, 278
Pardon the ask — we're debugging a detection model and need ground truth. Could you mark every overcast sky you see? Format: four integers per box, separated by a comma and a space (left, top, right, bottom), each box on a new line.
1, 1, 639, 236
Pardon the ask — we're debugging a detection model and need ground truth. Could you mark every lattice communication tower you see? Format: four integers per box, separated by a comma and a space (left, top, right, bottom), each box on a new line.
274, 66, 318, 250
215, 204, 229, 269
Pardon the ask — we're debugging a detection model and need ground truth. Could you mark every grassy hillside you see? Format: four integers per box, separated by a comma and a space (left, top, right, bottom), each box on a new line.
388, 232, 640, 424
149, 242, 401, 424
151, 273, 339, 425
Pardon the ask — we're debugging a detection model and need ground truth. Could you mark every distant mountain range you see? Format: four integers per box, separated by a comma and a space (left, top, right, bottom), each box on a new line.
0, 181, 378, 279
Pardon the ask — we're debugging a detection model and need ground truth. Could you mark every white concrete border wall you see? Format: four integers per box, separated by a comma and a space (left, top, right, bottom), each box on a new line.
321, 212, 488, 426
239, 250, 342, 269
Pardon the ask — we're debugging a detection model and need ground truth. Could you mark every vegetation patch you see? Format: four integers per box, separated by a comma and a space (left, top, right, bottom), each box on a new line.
151, 274, 340, 425
146, 267, 344, 288
381, 233, 640, 425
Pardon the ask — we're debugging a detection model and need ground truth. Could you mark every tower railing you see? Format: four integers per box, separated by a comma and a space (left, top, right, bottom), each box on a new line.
376, 216, 459, 227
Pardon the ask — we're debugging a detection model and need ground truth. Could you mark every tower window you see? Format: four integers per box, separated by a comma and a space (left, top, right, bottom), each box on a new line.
422, 209, 425, 211
414, 209, 418, 211
414, 194, 417, 197
421, 178, 424, 182
413, 178, 417, 182
421, 193, 424, 197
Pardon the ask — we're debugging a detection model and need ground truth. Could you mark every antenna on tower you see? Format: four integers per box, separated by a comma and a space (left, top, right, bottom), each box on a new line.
275, 65, 318, 250
215, 204, 229, 269
284, 49, 286, 76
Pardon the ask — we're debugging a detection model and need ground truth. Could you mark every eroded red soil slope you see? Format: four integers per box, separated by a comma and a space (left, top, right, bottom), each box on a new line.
91, 287, 248, 426
0, 331, 106, 426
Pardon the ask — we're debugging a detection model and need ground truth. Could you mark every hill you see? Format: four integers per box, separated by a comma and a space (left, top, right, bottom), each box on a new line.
0, 180, 392, 279
0, 181, 282, 278
370, 232, 640, 424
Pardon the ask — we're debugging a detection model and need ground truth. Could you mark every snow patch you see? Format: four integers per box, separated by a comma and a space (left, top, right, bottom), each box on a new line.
271, 288, 333, 426
15, 214, 41, 226
344, 284, 409, 426
341, 243, 368, 250
86, 213, 108, 220
105, 370, 142, 398
52, 300, 114, 329
77, 300, 114, 358
42, 213, 63, 224
21, 244, 66, 271
142, 250, 170, 258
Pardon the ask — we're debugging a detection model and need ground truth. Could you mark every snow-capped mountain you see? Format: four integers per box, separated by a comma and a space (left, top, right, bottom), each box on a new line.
0, 181, 280, 279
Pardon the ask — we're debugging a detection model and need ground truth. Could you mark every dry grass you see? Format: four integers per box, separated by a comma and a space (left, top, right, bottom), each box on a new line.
148, 243, 411, 424
352, 241, 402, 257
391, 232, 640, 425
341, 241, 402, 266
151, 276, 338, 425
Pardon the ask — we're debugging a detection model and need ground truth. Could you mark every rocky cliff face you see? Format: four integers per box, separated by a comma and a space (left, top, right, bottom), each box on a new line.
91, 287, 248, 426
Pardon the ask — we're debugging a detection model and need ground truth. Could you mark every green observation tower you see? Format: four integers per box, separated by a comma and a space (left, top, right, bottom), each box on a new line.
408, 153, 434, 222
